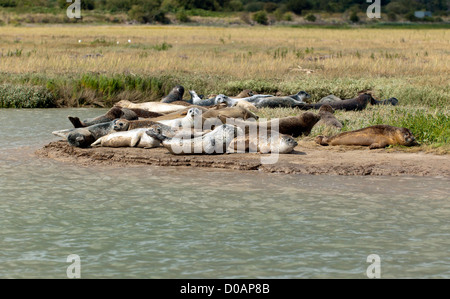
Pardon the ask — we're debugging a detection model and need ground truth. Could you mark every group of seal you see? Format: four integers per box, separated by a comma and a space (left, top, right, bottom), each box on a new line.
52, 84, 417, 154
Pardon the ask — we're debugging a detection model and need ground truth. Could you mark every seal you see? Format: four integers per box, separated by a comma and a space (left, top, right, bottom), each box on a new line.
372, 97, 399, 106
146, 124, 241, 155
251, 96, 306, 109
191, 94, 223, 107
233, 100, 258, 112
67, 107, 161, 128
297, 93, 398, 111
202, 105, 259, 121
160, 85, 185, 103
68, 107, 131, 128
231, 112, 320, 138
114, 119, 207, 139
114, 119, 159, 131
91, 128, 161, 148
315, 125, 418, 149
233, 89, 254, 98
318, 95, 342, 104
157, 108, 204, 128
229, 131, 298, 154
115, 100, 188, 114
52, 120, 118, 148
317, 105, 343, 129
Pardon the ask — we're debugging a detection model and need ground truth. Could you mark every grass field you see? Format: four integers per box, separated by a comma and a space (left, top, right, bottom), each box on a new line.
0, 25, 448, 150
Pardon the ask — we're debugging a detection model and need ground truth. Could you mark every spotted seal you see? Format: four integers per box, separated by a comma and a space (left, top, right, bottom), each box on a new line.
52, 120, 118, 148
91, 128, 161, 148
146, 124, 241, 155
315, 125, 418, 149
229, 132, 298, 154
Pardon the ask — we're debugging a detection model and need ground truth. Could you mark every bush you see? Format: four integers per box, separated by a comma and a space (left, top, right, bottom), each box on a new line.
128, 2, 169, 24
305, 13, 316, 22
283, 12, 293, 21
387, 12, 397, 21
405, 12, 418, 22
0, 84, 55, 108
349, 11, 359, 23
176, 9, 190, 22
252, 10, 268, 25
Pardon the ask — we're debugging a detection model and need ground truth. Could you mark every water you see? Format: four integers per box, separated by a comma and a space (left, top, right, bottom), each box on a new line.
0, 109, 449, 279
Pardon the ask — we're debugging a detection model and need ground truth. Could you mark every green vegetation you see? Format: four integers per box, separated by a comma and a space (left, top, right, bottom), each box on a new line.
0, 0, 447, 25
0, 84, 55, 108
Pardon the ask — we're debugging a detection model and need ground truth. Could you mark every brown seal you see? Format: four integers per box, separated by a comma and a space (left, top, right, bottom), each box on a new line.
231, 112, 320, 138
234, 89, 254, 98
317, 105, 343, 129
203, 106, 259, 121
315, 125, 419, 149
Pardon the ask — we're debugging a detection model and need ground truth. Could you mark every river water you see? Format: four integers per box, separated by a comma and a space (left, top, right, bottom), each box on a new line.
0, 109, 449, 279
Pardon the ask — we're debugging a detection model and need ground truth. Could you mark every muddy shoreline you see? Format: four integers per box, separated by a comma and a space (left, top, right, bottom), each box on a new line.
35, 141, 450, 177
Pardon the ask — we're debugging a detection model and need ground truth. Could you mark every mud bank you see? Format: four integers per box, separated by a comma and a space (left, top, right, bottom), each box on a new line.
36, 141, 450, 177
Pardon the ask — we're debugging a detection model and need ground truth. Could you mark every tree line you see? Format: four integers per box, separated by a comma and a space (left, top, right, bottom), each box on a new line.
0, 0, 447, 24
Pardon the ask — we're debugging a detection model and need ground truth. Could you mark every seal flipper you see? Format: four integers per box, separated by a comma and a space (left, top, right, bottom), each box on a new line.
315, 136, 329, 146
68, 116, 85, 128
146, 129, 169, 142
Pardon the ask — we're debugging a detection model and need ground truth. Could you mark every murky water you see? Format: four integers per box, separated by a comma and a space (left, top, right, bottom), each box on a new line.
0, 109, 449, 279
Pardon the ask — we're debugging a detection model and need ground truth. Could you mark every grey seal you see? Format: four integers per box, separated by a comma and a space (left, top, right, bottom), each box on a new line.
146, 124, 241, 155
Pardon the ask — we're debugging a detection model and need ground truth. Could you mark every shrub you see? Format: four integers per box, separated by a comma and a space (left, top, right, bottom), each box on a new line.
176, 9, 190, 22
305, 13, 316, 22
252, 10, 268, 25
349, 11, 359, 23
0, 84, 55, 108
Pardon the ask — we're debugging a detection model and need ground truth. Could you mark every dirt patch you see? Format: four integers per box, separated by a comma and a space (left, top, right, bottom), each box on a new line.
36, 141, 450, 177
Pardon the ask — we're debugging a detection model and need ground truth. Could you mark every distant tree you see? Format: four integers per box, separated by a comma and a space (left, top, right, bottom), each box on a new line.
286, 0, 312, 15
263, 2, 278, 13
226, 0, 243, 11
161, 0, 181, 13
244, 1, 264, 12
